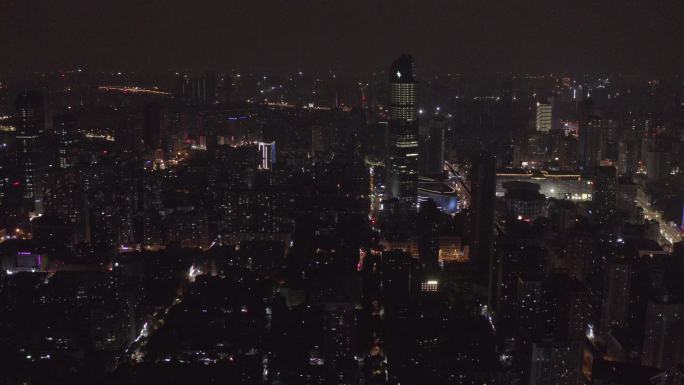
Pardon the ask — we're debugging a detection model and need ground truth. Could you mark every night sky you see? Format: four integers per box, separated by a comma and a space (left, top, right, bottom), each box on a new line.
2, 0, 683, 75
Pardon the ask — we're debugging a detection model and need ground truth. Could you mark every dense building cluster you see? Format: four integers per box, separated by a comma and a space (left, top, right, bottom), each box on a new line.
0, 58, 683, 385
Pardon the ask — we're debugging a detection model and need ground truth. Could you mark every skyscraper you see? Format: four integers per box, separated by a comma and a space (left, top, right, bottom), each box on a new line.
578, 100, 603, 172
174, 71, 218, 104
528, 340, 580, 385
535, 102, 552, 132
420, 113, 445, 176
618, 136, 639, 177
580, 116, 603, 171
500, 80, 515, 145
641, 297, 684, 370
54, 114, 79, 169
14, 91, 45, 212
258, 141, 276, 170
646, 149, 666, 182
142, 103, 166, 154
387, 55, 419, 205
593, 166, 618, 223
600, 259, 631, 335
470, 152, 497, 290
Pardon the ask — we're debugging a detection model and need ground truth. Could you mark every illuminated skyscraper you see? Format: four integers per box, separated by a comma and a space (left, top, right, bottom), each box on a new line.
387, 55, 419, 205
14, 91, 45, 211
535, 102, 552, 132
54, 114, 79, 169
258, 141, 276, 170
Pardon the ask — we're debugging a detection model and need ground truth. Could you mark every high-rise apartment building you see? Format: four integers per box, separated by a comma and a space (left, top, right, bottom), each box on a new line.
54, 114, 79, 169
641, 298, 684, 370
593, 166, 618, 223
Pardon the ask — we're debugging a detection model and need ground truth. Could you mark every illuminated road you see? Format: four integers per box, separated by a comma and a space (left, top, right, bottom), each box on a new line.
636, 197, 683, 247
369, 166, 381, 224
98, 86, 171, 96
116, 264, 201, 367
445, 161, 505, 234
444, 161, 470, 209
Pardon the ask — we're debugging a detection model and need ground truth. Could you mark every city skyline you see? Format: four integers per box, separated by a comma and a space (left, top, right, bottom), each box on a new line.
2, 3, 684, 385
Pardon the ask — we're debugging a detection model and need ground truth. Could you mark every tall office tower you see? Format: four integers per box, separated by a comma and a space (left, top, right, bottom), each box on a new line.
578, 116, 603, 172
54, 114, 79, 169
14, 91, 45, 212
417, 198, 440, 269
470, 152, 496, 289
618, 137, 639, 177
174, 73, 191, 101
142, 103, 167, 154
0, 140, 21, 220
498, 81, 515, 164
600, 259, 632, 335
602, 119, 620, 161
646, 149, 666, 182
641, 298, 684, 370
174, 72, 217, 103
547, 128, 564, 163
535, 102, 552, 132
420, 114, 445, 176
578, 99, 602, 172
641, 133, 656, 164
386, 55, 419, 205
593, 166, 618, 223
194, 71, 217, 102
